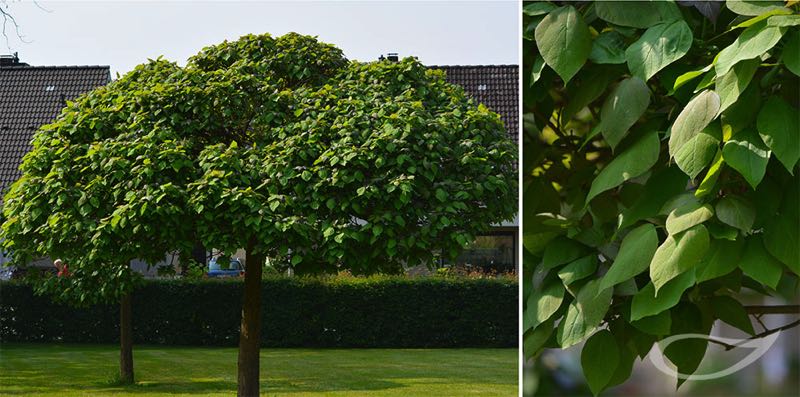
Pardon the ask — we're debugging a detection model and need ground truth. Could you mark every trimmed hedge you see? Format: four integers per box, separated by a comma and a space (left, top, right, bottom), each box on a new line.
0, 277, 517, 347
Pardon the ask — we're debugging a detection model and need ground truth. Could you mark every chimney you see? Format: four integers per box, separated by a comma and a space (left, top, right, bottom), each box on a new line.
387, 53, 399, 62
0, 52, 28, 67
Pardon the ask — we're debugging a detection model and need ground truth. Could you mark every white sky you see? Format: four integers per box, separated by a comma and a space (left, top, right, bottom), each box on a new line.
3, 0, 519, 77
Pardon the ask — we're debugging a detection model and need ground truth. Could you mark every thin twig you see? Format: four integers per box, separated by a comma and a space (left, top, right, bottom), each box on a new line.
744, 305, 800, 315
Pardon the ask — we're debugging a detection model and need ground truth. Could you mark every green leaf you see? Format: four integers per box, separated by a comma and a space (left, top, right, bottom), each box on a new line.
301, 170, 312, 181
669, 90, 721, 158
557, 255, 597, 286
269, 200, 280, 211
721, 83, 761, 136
722, 129, 771, 189
581, 330, 620, 396
665, 304, 710, 387
619, 166, 689, 230
731, 9, 792, 29
291, 254, 303, 265
527, 281, 565, 329
695, 150, 724, 198
650, 224, 710, 294
740, 235, 783, 289
666, 203, 714, 235
712, 295, 755, 335
541, 237, 585, 270
586, 131, 660, 204
666, 202, 714, 235
696, 238, 745, 282
523, 2, 556, 16
783, 30, 800, 77
715, 20, 785, 77
557, 279, 613, 348
530, 56, 546, 84
672, 64, 713, 92
523, 318, 554, 359
599, 223, 658, 293
715, 195, 755, 231
763, 215, 800, 275
599, 77, 651, 150
768, 14, 800, 27
589, 31, 626, 64
625, 20, 693, 81
757, 97, 799, 173
594, 1, 681, 28
534, 5, 592, 83
631, 270, 696, 321
562, 67, 614, 121
631, 310, 672, 336
674, 125, 720, 179
726, 0, 787, 16
716, 58, 760, 113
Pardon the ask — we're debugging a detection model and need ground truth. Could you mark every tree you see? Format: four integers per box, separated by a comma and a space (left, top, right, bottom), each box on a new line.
523, 0, 799, 394
2, 33, 518, 395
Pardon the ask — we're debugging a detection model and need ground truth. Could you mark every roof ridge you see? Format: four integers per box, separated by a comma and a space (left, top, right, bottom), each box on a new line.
0, 65, 110, 70
429, 64, 518, 68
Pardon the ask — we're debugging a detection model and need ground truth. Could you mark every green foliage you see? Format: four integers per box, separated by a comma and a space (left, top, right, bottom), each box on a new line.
524, 0, 800, 392
1, 32, 517, 302
0, 277, 517, 348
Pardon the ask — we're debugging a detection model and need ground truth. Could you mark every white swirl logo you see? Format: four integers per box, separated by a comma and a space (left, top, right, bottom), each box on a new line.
649, 332, 781, 380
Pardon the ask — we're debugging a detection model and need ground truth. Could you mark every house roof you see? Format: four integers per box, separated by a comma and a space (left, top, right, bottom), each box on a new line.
0, 63, 517, 195
0, 65, 111, 193
434, 65, 518, 144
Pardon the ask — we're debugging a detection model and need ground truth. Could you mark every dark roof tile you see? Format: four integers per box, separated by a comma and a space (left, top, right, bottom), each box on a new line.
0, 66, 110, 192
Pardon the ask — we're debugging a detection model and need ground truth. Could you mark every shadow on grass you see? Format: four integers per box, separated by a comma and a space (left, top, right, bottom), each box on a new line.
0, 377, 404, 395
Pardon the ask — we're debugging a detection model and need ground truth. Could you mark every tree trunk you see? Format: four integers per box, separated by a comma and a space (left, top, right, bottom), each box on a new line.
237, 242, 264, 396
119, 293, 134, 384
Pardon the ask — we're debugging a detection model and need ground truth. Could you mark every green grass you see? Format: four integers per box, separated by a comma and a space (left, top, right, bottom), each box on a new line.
0, 343, 517, 396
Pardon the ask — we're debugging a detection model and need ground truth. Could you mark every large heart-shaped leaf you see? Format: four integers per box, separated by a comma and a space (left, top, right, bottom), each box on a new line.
715, 20, 785, 76
599, 223, 658, 293
722, 129, 771, 189
757, 97, 799, 173
631, 269, 696, 321
526, 281, 565, 330
666, 202, 714, 235
739, 235, 783, 289
581, 330, 620, 396
716, 58, 760, 113
556, 279, 613, 348
715, 195, 755, 232
674, 125, 720, 179
587, 131, 660, 204
599, 77, 651, 150
535, 6, 592, 83
595, 1, 681, 28
650, 224, 710, 293
669, 90, 720, 158
626, 20, 693, 81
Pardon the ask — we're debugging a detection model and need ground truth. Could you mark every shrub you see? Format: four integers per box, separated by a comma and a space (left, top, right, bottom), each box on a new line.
0, 276, 517, 348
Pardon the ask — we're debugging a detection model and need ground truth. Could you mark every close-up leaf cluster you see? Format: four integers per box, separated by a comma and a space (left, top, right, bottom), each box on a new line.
523, 0, 799, 394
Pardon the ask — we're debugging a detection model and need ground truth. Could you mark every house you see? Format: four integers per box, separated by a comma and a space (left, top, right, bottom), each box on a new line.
0, 54, 518, 274
0, 54, 111, 273
435, 64, 519, 272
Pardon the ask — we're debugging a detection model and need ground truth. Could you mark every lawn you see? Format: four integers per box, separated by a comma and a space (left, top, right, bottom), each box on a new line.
0, 344, 517, 396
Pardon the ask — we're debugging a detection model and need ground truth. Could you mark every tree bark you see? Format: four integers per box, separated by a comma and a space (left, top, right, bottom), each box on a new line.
119, 292, 134, 384
237, 241, 264, 397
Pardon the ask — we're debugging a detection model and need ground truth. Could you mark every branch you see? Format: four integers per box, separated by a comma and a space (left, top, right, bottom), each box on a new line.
707, 319, 800, 351
744, 305, 800, 315
0, 1, 27, 51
